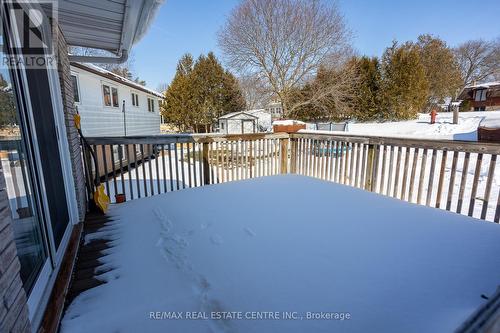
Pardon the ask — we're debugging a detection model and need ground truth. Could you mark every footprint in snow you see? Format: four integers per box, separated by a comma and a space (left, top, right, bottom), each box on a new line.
243, 227, 256, 237
153, 208, 168, 222
210, 234, 223, 245
200, 222, 212, 230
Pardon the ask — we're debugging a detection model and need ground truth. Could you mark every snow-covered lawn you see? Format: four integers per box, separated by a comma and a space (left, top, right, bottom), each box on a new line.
61, 176, 500, 333
346, 110, 500, 140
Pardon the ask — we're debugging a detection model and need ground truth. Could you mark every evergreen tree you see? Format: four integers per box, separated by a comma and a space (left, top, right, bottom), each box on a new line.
381, 42, 428, 120
162, 54, 196, 132
416, 34, 462, 107
161, 52, 245, 133
350, 56, 382, 121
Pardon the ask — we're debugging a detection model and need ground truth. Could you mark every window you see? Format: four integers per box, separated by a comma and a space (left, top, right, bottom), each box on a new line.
474, 89, 487, 102
148, 98, 155, 112
221, 121, 225, 130
103, 85, 111, 106
103, 84, 119, 107
112, 87, 119, 107
131, 92, 139, 107
71, 75, 80, 102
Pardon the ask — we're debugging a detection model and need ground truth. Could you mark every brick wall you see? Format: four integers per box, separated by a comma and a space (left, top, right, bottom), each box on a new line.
0, 163, 31, 333
55, 26, 87, 221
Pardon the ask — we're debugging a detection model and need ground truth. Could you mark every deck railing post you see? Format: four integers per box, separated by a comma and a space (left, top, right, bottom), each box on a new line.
290, 137, 297, 174
280, 138, 289, 174
364, 144, 375, 191
202, 142, 210, 185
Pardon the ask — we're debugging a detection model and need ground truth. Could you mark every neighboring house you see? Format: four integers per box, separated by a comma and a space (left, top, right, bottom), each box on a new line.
217, 109, 272, 134
0, 1, 163, 332
70, 62, 163, 137
265, 101, 284, 120
458, 81, 500, 111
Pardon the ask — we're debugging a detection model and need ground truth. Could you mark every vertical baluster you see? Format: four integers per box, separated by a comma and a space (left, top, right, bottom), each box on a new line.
344, 142, 351, 184
393, 147, 402, 198
379, 145, 387, 193
335, 141, 344, 183
155, 145, 161, 194
162, 144, 167, 193
118, 144, 126, 199
140, 144, 148, 196
468, 153, 483, 217
349, 142, 355, 186
435, 150, 448, 209
101, 145, 110, 198
167, 143, 174, 191
480, 154, 497, 220
408, 148, 419, 202
125, 144, 133, 200
456, 152, 470, 214
133, 144, 141, 198
148, 145, 155, 195
445, 151, 459, 211
110, 144, 118, 201
400, 147, 411, 200
426, 149, 437, 206
180, 143, 186, 189
386, 146, 394, 195
356, 143, 363, 188
174, 142, 180, 190
186, 143, 192, 187
416, 148, 427, 204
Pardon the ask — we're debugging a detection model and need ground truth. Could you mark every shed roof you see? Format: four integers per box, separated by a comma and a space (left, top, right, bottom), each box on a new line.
219, 111, 259, 120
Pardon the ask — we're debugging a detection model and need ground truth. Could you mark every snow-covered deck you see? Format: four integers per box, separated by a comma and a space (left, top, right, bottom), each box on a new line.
61, 175, 500, 332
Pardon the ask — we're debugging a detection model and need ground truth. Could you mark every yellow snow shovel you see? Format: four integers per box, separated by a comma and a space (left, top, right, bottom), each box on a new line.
74, 114, 110, 213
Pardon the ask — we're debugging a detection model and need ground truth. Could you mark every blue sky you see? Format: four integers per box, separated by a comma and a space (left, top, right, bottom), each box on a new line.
133, 0, 500, 91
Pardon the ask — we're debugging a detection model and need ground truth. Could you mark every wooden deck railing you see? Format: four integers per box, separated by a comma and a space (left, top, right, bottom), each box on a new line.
82, 132, 500, 223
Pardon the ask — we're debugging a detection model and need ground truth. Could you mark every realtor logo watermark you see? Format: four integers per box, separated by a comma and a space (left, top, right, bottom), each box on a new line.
1, 0, 57, 68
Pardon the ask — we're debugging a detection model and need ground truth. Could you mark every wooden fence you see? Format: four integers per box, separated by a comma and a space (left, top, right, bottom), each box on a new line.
83, 132, 500, 223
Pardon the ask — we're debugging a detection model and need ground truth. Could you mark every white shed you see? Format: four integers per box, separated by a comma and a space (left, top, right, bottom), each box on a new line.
217, 109, 272, 134
70, 62, 163, 137
218, 111, 258, 134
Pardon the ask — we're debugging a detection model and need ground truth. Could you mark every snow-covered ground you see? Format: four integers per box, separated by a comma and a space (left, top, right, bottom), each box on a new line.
346, 110, 500, 140
61, 176, 500, 333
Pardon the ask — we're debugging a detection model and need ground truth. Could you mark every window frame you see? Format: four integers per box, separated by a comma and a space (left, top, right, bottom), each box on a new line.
102, 82, 119, 108
70, 73, 81, 103
148, 97, 156, 113
131, 92, 139, 108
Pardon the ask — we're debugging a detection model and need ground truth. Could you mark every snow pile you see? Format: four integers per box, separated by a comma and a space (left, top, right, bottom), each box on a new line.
272, 119, 305, 126
479, 117, 500, 129
61, 176, 500, 333
346, 111, 500, 141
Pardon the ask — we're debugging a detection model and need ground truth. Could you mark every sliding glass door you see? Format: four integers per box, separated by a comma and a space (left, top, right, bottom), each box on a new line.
0, 41, 49, 294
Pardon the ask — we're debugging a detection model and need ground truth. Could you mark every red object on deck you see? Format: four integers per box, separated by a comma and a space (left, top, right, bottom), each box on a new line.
430, 110, 437, 124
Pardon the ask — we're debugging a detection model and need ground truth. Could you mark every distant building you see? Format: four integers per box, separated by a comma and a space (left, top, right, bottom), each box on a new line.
217, 109, 272, 134
265, 101, 283, 120
458, 81, 500, 111
70, 62, 164, 137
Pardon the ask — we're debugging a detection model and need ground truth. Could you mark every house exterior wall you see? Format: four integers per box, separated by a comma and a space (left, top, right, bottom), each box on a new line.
470, 97, 500, 111
71, 66, 161, 137
56, 27, 87, 222
0, 163, 31, 333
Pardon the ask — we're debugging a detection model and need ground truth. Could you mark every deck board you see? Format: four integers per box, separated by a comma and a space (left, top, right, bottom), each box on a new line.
64, 211, 119, 306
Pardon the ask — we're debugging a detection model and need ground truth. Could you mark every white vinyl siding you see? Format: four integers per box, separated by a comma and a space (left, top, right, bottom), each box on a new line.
72, 65, 161, 137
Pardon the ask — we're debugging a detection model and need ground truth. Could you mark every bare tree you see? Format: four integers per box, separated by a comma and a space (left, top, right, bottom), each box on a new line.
288, 60, 358, 121
454, 38, 500, 87
218, 0, 351, 116
238, 74, 272, 110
